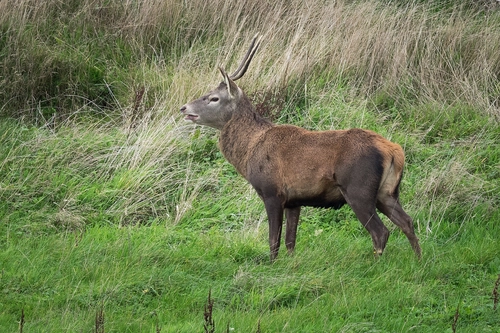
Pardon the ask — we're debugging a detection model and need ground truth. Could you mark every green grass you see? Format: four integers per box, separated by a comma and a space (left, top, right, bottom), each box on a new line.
1, 222, 499, 332
1, 0, 500, 332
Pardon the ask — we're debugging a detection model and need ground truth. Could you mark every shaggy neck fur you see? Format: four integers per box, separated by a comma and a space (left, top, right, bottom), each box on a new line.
219, 96, 273, 177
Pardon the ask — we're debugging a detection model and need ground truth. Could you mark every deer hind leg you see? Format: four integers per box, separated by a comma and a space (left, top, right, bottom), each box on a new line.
377, 194, 422, 258
285, 206, 301, 254
345, 194, 390, 256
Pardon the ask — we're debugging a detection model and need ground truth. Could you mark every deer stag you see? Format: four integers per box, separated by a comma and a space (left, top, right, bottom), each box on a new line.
180, 35, 421, 261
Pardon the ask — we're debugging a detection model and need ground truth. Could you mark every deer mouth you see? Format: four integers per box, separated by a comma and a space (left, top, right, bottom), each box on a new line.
184, 114, 199, 121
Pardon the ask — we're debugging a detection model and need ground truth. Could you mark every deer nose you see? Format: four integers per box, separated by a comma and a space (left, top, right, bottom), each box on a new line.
180, 106, 187, 113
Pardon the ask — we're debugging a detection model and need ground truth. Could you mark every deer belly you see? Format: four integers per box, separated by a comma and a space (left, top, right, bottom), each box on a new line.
285, 184, 345, 209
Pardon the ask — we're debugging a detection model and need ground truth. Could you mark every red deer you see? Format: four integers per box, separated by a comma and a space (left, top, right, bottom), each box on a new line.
180, 35, 422, 261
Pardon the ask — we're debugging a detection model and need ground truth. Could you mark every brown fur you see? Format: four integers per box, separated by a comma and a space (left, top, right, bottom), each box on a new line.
180, 37, 421, 261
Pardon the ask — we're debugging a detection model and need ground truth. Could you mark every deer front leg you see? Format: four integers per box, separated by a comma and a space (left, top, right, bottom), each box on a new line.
285, 206, 301, 254
263, 196, 284, 262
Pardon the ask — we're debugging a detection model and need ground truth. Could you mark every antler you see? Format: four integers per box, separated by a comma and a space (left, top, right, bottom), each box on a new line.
229, 34, 261, 81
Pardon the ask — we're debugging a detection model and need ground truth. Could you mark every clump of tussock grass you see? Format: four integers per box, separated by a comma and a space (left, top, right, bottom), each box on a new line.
0, 113, 220, 231
87, 113, 226, 226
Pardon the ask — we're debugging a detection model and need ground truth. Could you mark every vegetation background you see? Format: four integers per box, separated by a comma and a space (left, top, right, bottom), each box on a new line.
0, 0, 499, 332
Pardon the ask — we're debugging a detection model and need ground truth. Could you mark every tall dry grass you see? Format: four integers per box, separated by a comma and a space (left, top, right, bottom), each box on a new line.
1, 0, 499, 119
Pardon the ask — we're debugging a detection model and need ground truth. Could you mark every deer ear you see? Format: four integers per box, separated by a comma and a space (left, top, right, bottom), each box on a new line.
219, 66, 238, 99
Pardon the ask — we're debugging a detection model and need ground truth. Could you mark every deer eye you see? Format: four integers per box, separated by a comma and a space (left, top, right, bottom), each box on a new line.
209, 97, 219, 103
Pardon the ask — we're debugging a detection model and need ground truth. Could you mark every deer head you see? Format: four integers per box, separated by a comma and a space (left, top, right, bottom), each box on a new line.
180, 35, 261, 130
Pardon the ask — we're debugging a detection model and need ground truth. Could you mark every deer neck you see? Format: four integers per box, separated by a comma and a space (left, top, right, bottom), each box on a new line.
219, 110, 272, 178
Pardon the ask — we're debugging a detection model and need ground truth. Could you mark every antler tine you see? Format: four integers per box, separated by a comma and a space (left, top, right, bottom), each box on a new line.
229, 34, 261, 81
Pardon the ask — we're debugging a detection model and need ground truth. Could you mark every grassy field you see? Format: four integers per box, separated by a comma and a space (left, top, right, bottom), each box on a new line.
1, 0, 500, 332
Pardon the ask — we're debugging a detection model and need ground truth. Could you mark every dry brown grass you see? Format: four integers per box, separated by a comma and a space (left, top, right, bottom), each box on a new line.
2, 0, 500, 118
169, 1, 500, 119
